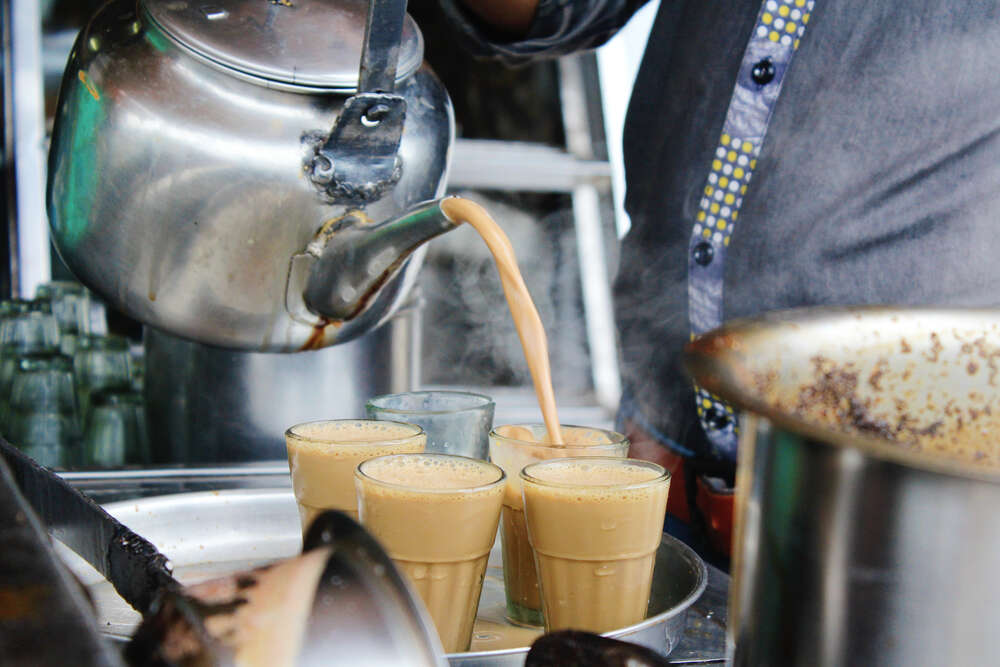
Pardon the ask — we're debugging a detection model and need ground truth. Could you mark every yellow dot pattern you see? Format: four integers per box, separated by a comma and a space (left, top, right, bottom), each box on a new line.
694, 386, 738, 433
692, 0, 815, 266
756, 0, 812, 47
692, 134, 758, 246
689, 0, 816, 452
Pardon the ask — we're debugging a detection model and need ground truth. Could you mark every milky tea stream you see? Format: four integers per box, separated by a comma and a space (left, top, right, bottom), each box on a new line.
440, 197, 564, 445
443, 197, 577, 629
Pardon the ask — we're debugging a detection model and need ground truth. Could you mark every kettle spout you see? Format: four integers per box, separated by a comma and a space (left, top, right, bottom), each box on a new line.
302, 197, 460, 321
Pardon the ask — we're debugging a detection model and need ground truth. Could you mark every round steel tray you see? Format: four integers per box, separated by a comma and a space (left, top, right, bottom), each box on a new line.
57, 489, 707, 664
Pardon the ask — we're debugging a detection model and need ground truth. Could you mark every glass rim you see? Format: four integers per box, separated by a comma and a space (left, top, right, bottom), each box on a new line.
285, 418, 425, 446
356, 452, 506, 494
489, 423, 628, 449
75, 334, 129, 352
365, 390, 495, 416
520, 456, 670, 490
14, 351, 72, 368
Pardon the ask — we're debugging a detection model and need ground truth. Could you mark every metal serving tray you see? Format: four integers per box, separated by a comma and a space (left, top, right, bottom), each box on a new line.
57, 488, 708, 665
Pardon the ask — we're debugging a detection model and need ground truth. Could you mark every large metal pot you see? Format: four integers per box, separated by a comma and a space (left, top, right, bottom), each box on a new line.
47, 0, 455, 351
143, 300, 420, 463
685, 307, 1000, 666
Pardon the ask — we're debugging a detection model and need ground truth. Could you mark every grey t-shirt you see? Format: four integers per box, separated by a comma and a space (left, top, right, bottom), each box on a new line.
441, 0, 1000, 472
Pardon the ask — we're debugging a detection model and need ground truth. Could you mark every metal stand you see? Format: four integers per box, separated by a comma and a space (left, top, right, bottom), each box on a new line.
3, 0, 50, 298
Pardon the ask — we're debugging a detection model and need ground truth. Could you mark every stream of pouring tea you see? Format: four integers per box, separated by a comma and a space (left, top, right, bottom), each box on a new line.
441, 197, 565, 445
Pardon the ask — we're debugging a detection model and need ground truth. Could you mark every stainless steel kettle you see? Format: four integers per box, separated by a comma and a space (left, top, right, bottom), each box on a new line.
47, 0, 457, 351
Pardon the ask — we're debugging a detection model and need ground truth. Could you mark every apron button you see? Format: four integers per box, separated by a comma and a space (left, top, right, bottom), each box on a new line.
693, 241, 715, 266
751, 58, 776, 85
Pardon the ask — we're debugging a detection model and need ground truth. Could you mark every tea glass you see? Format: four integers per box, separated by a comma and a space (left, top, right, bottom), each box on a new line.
355, 452, 504, 652
284, 419, 425, 530
521, 456, 669, 633
488, 423, 629, 626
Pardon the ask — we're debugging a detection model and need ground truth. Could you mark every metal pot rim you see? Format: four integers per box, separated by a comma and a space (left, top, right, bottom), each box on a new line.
684, 305, 1000, 484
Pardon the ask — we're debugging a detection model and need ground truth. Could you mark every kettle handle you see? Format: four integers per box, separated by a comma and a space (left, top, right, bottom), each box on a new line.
359, 0, 407, 94
307, 0, 410, 205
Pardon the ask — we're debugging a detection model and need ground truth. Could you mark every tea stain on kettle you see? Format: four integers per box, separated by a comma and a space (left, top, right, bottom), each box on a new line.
300, 318, 342, 351
78, 71, 100, 101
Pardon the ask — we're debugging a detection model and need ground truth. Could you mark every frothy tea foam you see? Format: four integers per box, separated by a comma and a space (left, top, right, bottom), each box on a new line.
524, 460, 664, 503
288, 420, 422, 451
493, 424, 619, 447
361, 454, 503, 490
527, 459, 662, 486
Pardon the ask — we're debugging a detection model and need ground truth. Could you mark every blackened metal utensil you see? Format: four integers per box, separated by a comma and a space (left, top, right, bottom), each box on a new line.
0, 437, 177, 614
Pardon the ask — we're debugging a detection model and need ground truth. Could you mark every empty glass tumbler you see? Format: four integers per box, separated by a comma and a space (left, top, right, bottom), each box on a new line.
5, 354, 82, 468
83, 389, 149, 467
0, 312, 62, 421
36, 281, 91, 350
0, 311, 60, 358
73, 335, 131, 420
366, 390, 495, 460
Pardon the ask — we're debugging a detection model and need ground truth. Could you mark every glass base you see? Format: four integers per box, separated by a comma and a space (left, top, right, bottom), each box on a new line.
505, 600, 543, 628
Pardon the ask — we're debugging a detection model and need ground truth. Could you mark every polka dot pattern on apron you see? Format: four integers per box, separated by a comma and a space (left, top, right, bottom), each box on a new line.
687, 0, 816, 461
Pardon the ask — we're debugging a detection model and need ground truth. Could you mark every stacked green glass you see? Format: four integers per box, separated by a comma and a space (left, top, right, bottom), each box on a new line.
37, 281, 92, 355
83, 388, 150, 467
129, 352, 145, 394
0, 299, 32, 318
0, 310, 63, 424
0, 282, 149, 469
6, 354, 81, 468
73, 334, 132, 420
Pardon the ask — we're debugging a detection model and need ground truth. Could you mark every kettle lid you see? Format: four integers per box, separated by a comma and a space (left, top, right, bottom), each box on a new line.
142, 0, 423, 92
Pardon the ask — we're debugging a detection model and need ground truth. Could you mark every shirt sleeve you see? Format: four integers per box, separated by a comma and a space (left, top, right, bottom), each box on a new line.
438, 0, 650, 66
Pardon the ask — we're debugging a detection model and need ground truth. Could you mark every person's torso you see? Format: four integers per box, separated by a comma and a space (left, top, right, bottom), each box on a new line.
616, 0, 1000, 459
